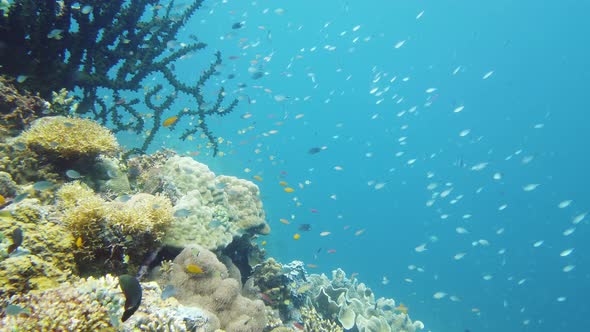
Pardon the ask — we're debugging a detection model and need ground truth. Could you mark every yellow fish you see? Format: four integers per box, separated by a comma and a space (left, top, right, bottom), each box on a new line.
284, 187, 295, 193
394, 303, 408, 314
293, 233, 301, 240
75, 237, 83, 248
278, 181, 288, 186
186, 264, 204, 274
0, 194, 5, 205
253, 175, 263, 182
261, 240, 267, 246
162, 116, 178, 127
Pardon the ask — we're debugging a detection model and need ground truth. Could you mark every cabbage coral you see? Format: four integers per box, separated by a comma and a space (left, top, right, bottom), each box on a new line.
19, 116, 119, 159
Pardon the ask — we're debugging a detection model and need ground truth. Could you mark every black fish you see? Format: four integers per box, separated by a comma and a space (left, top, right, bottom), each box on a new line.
232, 22, 244, 29
298, 224, 312, 232
7, 228, 23, 254
308, 147, 322, 155
119, 274, 142, 322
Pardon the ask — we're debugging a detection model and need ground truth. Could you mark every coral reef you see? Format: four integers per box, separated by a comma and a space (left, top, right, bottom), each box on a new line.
306, 268, 425, 332
151, 156, 269, 250
301, 305, 344, 332
249, 258, 313, 323
0, 171, 17, 197
0, 136, 60, 184
0, 76, 48, 132
164, 245, 268, 332
19, 116, 119, 160
0, 274, 123, 331
56, 181, 173, 274
125, 281, 219, 332
0, 201, 75, 298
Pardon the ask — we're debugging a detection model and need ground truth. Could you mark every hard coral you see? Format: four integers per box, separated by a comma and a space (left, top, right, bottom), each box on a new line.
0, 274, 124, 331
0, 76, 48, 132
19, 116, 119, 160
107, 193, 173, 241
56, 181, 173, 274
307, 269, 425, 332
0, 202, 75, 298
167, 245, 268, 332
301, 306, 343, 332
158, 156, 269, 251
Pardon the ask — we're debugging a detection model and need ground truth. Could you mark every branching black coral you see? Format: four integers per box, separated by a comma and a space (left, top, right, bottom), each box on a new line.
0, 0, 237, 155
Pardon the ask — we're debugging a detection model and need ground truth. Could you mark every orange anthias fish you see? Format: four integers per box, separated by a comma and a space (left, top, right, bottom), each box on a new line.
395, 303, 409, 314
162, 116, 179, 127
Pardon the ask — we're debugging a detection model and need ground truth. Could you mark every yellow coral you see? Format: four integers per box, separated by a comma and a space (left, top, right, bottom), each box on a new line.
57, 183, 106, 240
56, 181, 97, 209
107, 193, 173, 240
56, 183, 173, 270
0, 207, 75, 298
19, 116, 119, 159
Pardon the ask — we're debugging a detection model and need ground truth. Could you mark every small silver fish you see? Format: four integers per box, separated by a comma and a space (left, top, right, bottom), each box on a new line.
174, 208, 192, 218
65, 169, 82, 179
33, 181, 54, 191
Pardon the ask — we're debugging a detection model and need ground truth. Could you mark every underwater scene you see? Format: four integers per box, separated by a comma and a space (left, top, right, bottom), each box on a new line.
0, 0, 588, 331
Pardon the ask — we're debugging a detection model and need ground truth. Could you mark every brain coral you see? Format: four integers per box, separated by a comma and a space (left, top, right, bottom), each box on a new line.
166, 245, 268, 332
19, 116, 119, 159
158, 156, 269, 250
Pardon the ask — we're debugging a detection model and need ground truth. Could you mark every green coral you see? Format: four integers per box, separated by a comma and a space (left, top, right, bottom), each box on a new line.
19, 116, 119, 160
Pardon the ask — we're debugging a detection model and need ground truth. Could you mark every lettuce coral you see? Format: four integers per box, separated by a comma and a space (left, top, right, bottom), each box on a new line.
19, 116, 119, 159
307, 268, 425, 332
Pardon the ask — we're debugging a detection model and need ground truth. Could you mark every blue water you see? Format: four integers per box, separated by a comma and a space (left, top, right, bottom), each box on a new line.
118, 1, 590, 331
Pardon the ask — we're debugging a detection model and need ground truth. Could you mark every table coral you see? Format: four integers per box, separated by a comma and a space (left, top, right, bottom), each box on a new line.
19, 116, 119, 160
